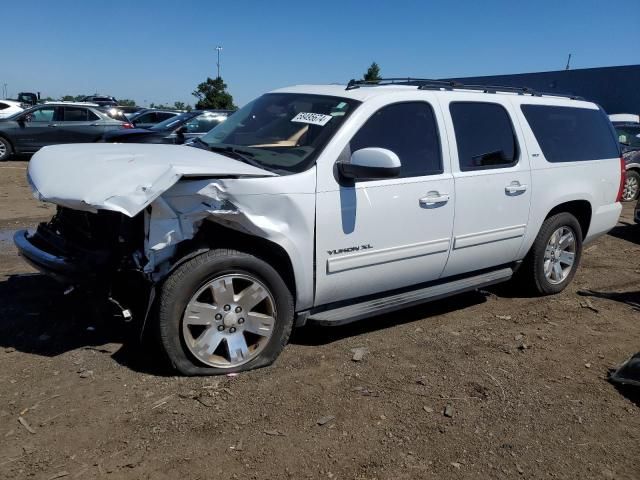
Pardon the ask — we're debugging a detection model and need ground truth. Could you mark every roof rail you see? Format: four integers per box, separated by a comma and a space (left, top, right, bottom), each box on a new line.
345, 77, 583, 100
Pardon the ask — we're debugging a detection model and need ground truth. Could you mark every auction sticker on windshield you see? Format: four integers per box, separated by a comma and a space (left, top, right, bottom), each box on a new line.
291, 112, 333, 126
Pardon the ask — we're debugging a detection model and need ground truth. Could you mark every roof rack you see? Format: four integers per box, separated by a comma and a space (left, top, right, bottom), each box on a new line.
345, 77, 583, 100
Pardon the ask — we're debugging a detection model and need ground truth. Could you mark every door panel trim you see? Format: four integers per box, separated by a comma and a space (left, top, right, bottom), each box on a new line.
327, 238, 451, 273
453, 224, 526, 250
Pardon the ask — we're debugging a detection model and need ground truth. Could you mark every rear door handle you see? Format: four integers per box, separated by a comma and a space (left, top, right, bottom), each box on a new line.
47, 124, 58, 127
505, 182, 527, 195
419, 191, 450, 207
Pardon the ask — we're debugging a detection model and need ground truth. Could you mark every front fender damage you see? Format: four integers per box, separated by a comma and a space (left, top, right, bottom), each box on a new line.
142, 177, 315, 311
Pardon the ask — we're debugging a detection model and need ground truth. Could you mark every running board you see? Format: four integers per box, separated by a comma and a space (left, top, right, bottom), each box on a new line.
308, 267, 513, 326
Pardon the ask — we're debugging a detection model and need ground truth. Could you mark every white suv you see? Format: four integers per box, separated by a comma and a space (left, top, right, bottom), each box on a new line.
15, 79, 624, 375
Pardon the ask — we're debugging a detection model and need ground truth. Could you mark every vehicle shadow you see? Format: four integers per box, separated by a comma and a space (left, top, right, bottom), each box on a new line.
612, 384, 640, 408
607, 222, 639, 245
291, 291, 488, 346
0, 273, 171, 376
577, 289, 640, 311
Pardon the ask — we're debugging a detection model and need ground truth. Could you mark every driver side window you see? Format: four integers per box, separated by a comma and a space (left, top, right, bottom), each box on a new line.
350, 102, 443, 179
30, 107, 56, 122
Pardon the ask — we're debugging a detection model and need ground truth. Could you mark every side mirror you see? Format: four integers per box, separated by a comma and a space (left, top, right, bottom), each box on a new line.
19, 114, 33, 124
176, 126, 187, 135
337, 148, 401, 180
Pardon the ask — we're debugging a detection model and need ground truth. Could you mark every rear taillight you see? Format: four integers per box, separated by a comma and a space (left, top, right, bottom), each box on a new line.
121, 122, 134, 129
616, 157, 626, 203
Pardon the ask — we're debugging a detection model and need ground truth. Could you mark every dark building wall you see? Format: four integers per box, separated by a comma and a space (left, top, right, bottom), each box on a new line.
446, 65, 640, 114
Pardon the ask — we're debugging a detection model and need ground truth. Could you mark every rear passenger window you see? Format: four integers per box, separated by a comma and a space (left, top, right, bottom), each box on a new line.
450, 102, 518, 171
350, 102, 442, 178
63, 107, 89, 121
521, 105, 620, 162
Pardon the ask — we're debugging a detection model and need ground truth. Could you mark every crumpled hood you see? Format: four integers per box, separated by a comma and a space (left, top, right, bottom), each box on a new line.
27, 143, 275, 217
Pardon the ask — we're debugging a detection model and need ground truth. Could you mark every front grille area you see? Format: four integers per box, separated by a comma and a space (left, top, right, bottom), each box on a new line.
32, 207, 144, 268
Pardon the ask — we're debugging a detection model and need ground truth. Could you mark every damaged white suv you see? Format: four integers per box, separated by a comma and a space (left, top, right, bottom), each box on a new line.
15, 79, 624, 375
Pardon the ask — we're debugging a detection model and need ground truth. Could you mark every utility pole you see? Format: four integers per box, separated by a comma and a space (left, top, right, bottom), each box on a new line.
565, 53, 572, 71
215, 46, 223, 79
2, 83, 7, 99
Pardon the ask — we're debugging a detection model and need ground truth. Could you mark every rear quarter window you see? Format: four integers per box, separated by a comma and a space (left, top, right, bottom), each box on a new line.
521, 105, 619, 162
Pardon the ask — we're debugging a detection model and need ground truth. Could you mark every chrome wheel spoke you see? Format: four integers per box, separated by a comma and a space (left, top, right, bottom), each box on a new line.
184, 302, 218, 326
559, 233, 574, 249
195, 328, 224, 355
236, 283, 268, 312
226, 334, 250, 363
244, 312, 275, 337
552, 262, 563, 281
558, 251, 575, 266
210, 277, 235, 305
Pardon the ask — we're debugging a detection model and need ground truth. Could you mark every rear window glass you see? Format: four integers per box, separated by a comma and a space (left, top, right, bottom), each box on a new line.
521, 105, 619, 162
450, 102, 518, 171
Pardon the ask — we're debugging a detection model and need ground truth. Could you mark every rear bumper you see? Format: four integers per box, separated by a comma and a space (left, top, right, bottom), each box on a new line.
14, 229, 101, 284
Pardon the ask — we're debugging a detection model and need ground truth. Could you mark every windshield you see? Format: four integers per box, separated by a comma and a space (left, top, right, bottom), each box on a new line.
150, 112, 195, 131
616, 126, 640, 148
199, 93, 359, 173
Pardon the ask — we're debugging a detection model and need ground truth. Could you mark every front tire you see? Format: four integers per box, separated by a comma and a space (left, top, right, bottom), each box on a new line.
157, 249, 294, 375
521, 213, 583, 295
0, 136, 12, 161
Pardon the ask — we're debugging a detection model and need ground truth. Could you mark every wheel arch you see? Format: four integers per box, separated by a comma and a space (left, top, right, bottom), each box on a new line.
544, 200, 592, 240
167, 220, 298, 306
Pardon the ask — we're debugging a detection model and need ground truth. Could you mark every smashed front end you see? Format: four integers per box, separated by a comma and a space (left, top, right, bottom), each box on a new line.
14, 206, 150, 320
14, 143, 316, 326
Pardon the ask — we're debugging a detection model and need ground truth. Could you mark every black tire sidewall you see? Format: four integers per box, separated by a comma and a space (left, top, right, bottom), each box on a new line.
158, 249, 294, 376
531, 213, 583, 295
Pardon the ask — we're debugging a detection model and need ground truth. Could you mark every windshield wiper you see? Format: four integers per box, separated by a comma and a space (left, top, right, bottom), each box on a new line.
208, 145, 262, 168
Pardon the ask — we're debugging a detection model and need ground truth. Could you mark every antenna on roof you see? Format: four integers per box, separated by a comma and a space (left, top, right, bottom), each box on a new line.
565, 53, 572, 70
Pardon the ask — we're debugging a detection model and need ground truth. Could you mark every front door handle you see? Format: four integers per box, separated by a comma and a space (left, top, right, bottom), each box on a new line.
419, 191, 450, 207
47, 124, 58, 128
505, 181, 527, 195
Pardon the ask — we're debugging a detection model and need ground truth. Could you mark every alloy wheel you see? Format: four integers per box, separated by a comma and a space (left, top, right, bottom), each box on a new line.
622, 175, 639, 202
182, 274, 276, 368
543, 227, 576, 285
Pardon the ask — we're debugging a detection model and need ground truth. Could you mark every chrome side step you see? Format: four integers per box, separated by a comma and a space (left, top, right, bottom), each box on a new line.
308, 267, 513, 326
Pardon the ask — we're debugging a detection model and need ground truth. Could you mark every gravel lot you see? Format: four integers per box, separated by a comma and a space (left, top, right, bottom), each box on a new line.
0, 160, 639, 480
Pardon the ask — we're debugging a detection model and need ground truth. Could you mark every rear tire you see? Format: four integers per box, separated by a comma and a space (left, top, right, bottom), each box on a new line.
157, 249, 294, 376
520, 213, 583, 295
0, 136, 12, 161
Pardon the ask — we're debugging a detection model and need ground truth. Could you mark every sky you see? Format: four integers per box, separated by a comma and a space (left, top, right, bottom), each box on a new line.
2, 0, 638, 107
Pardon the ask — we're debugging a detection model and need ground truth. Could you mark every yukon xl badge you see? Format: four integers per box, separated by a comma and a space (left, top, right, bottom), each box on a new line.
327, 244, 373, 256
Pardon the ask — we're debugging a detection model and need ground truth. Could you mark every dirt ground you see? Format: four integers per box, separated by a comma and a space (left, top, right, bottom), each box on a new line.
0, 159, 638, 480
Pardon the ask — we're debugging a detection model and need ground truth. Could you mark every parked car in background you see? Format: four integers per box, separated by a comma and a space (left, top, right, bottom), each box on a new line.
0, 100, 24, 119
15, 80, 623, 375
102, 110, 232, 144
127, 109, 181, 129
81, 95, 118, 107
17, 92, 40, 107
635, 197, 640, 224
614, 122, 640, 201
0, 102, 132, 161
610, 113, 640, 125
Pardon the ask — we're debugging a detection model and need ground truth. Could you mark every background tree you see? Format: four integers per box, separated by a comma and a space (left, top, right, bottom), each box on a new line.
61, 95, 75, 101
363, 62, 382, 82
173, 101, 188, 111
192, 77, 236, 110
117, 99, 136, 107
